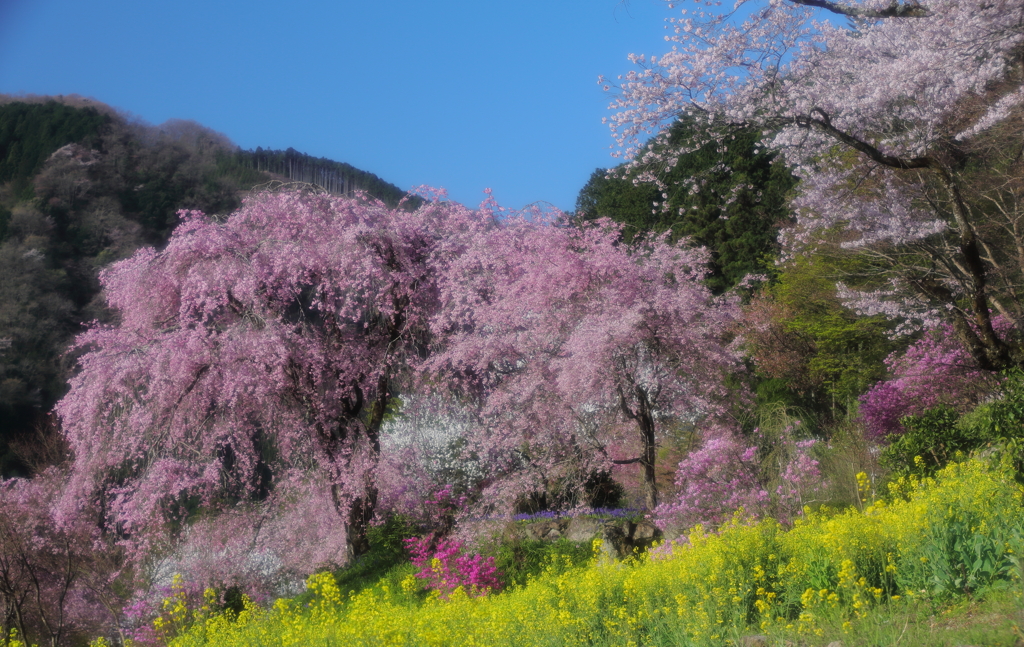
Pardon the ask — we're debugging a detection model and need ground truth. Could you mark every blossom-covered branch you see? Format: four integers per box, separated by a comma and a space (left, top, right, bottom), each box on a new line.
608, 0, 1024, 369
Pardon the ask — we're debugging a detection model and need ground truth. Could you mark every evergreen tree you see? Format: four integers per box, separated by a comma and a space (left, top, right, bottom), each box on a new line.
576, 120, 795, 293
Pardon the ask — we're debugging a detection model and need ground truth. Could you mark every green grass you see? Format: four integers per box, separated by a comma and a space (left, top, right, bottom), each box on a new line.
486, 537, 592, 588
764, 587, 1024, 647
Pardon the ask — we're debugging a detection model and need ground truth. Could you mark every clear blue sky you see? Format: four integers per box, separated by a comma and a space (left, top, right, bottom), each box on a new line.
0, 0, 672, 212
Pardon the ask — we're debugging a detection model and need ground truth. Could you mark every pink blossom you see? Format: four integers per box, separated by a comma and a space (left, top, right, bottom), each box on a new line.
656, 422, 822, 532
860, 322, 1004, 438
55, 189, 490, 589
424, 216, 742, 512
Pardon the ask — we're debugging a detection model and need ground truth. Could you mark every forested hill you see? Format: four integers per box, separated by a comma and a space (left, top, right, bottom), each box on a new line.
233, 147, 410, 206
0, 96, 413, 476
0, 100, 112, 190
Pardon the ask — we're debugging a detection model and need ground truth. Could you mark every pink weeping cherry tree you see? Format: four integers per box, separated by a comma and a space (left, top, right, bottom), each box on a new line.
55, 187, 489, 588
605, 0, 1024, 370
425, 216, 742, 511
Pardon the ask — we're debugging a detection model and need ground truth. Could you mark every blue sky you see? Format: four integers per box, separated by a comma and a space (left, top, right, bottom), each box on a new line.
0, 0, 673, 212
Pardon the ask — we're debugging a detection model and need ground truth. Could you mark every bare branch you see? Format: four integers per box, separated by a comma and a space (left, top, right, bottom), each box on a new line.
788, 0, 929, 18
611, 457, 643, 465
769, 110, 936, 170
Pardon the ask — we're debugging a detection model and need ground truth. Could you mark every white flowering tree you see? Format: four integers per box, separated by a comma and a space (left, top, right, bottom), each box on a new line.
605, 0, 1024, 369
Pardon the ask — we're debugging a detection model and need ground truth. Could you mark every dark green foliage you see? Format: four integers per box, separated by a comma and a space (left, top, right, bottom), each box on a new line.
882, 370, 1024, 479
971, 369, 1024, 440
487, 538, 591, 588
0, 101, 109, 194
220, 586, 247, 616
0, 204, 10, 241
575, 169, 662, 235
513, 469, 625, 514
911, 515, 1021, 598
752, 377, 819, 414
0, 219, 78, 476
575, 119, 796, 293
961, 370, 1024, 483
581, 470, 625, 509
881, 407, 977, 477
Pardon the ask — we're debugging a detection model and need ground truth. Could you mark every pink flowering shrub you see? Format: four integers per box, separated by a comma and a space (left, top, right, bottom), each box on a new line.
404, 535, 503, 599
656, 425, 766, 531
860, 323, 1003, 439
120, 594, 166, 647
0, 470, 119, 647
655, 422, 822, 534
420, 485, 467, 535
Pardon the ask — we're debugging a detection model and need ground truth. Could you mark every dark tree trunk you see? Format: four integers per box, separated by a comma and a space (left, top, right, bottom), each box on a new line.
618, 383, 659, 510
637, 405, 658, 511
338, 373, 390, 560
345, 489, 377, 558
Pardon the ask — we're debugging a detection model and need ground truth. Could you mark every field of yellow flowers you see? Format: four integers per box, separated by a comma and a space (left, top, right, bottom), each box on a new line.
147, 457, 1024, 647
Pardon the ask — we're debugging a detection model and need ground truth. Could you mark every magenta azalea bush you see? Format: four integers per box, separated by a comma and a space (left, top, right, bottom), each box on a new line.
860, 323, 1003, 439
404, 535, 503, 599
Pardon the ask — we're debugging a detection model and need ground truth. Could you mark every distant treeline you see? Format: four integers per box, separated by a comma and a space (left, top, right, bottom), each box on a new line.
234, 147, 413, 206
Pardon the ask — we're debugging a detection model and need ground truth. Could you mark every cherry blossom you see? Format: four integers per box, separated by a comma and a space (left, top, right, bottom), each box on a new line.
425, 216, 742, 510
55, 188, 488, 584
607, 0, 1024, 369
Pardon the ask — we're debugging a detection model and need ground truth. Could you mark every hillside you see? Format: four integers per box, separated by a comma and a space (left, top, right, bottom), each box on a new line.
0, 96, 414, 476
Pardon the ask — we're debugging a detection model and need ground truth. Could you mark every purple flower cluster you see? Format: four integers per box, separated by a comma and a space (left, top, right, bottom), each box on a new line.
511, 510, 563, 522
510, 507, 639, 522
